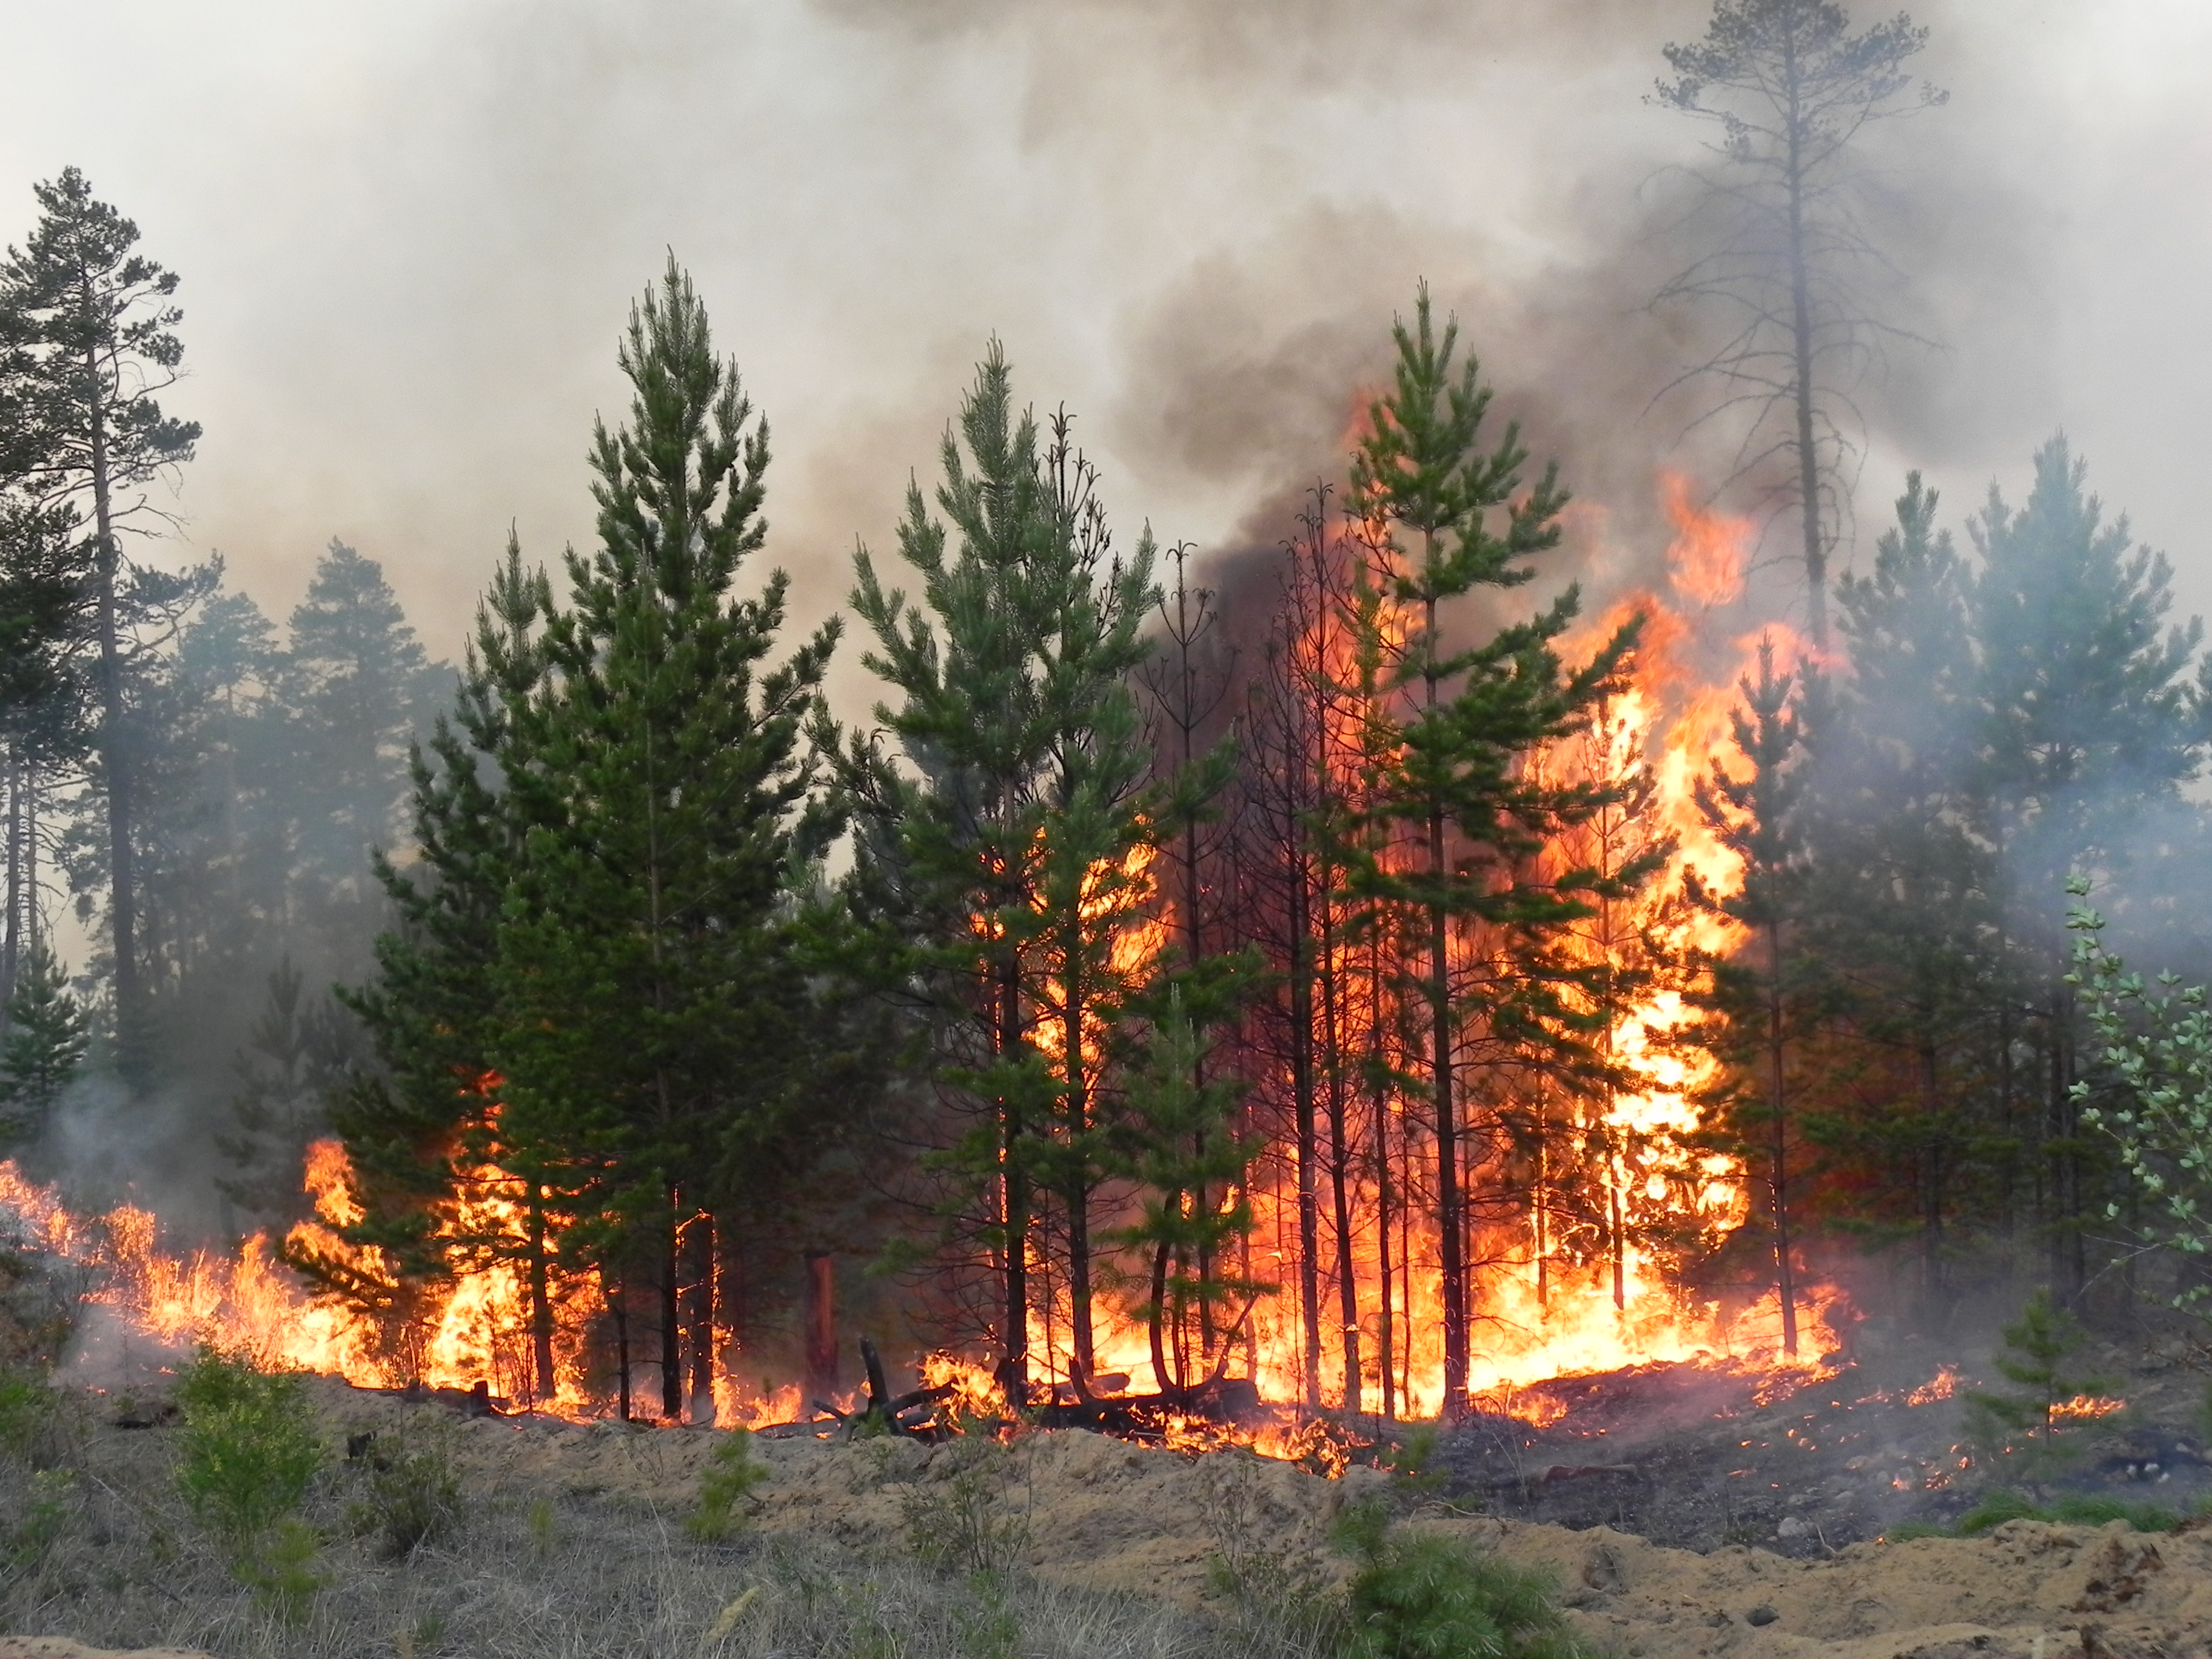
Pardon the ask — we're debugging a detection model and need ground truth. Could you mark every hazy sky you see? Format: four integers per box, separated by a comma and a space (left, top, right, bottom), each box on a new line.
2, 0, 2208, 716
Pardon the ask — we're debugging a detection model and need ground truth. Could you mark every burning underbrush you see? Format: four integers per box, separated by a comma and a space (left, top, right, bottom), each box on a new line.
0, 1146, 1855, 1454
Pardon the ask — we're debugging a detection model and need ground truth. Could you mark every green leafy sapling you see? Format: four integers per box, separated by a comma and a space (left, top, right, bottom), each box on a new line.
2067, 882, 2212, 1301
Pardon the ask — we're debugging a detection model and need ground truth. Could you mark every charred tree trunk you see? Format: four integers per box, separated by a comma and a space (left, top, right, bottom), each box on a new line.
1423, 578, 1469, 1419
1918, 1039, 1945, 1309
803, 1250, 838, 1402
1766, 914, 1798, 1357
998, 953, 1030, 1403
1785, 76, 1828, 651
1062, 968, 1095, 1384
688, 1210, 716, 1421
1, 751, 21, 1024
527, 1182, 555, 1406
609, 1267, 632, 1423
85, 338, 142, 1088
661, 1195, 682, 1419
1289, 861, 1323, 1412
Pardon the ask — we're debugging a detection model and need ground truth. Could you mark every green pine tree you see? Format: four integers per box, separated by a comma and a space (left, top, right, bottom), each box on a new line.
0, 168, 199, 1087
1808, 476, 2003, 1309
303, 537, 555, 1389
1691, 637, 1814, 1355
1969, 437, 2207, 1296
836, 344, 1164, 1399
0, 944, 88, 1147
1101, 991, 1263, 1395
489, 258, 842, 1421
279, 540, 436, 946
1963, 1287, 2114, 1478
1341, 286, 1640, 1414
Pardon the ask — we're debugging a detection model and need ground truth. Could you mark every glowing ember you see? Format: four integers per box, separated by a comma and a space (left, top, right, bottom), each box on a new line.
1905, 1366, 1960, 1407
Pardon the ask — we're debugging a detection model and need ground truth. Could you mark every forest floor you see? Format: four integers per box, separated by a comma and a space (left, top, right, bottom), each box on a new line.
5, 1326, 2212, 1659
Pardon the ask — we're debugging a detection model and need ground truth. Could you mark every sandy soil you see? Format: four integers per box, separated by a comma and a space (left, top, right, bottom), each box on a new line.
317, 1383, 2212, 1659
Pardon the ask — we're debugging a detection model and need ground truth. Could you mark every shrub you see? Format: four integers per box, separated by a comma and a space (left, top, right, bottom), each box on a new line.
348, 1421, 463, 1559
240, 1517, 323, 1625
1336, 1497, 1591, 1659
902, 1436, 1031, 1579
173, 1346, 325, 1550
5, 1466, 74, 1566
686, 1427, 769, 1543
0, 1363, 65, 1467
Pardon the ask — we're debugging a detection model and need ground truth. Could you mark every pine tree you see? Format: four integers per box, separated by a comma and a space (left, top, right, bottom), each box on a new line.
0, 169, 199, 1085
0, 943, 88, 1148
305, 538, 554, 1387
491, 259, 842, 1419
280, 540, 435, 945
1968, 437, 2206, 1296
1963, 1287, 2113, 1477
838, 345, 1161, 1399
1342, 286, 1640, 1415
1692, 638, 1814, 1353
217, 956, 361, 1227
1101, 992, 1262, 1395
1654, 1, 1946, 647
1812, 477, 1999, 1305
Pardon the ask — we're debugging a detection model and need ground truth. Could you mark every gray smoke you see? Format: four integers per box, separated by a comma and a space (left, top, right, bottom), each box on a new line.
0, 0, 2203, 719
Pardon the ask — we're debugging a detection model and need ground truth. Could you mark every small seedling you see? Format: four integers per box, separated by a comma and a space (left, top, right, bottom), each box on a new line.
1963, 1289, 2116, 1478
686, 1428, 770, 1543
526, 1495, 558, 1557
349, 1419, 462, 1559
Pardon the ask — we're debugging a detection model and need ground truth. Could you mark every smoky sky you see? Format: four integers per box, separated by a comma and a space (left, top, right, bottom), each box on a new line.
1, 0, 2208, 724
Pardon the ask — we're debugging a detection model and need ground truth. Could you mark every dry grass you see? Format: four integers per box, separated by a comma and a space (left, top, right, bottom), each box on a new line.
0, 1384, 1330, 1659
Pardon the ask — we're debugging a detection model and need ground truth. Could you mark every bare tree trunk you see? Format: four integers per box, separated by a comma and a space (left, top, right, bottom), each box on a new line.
1289, 859, 1323, 1411
1, 751, 21, 1025
1767, 915, 1798, 1356
1919, 1039, 1944, 1309
999, 954, 1030, 1402
1422, 574, 1468, 1418
609, 1267, 632, 1422
1784, 73, 1828, 652
803, 1249, 838, 1401
661, 1193, 682, 1419
528, 1182, 555, 1406
85, 335, 141, 1084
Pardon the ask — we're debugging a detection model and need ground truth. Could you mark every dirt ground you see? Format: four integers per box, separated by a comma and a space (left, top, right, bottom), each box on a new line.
327, 1361, 2212, 1659
16, 1330, 2212, 1659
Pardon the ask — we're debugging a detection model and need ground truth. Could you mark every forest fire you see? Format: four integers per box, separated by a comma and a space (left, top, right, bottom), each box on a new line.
0, 469, 1851, 1444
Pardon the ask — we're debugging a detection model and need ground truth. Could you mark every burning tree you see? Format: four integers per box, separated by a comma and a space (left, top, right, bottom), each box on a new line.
837, 346, 1248, 1403
1334, 287, 1644, 1416
304, 260, 851, 1417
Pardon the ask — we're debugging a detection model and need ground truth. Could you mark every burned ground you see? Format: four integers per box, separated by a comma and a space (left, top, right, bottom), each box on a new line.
1434, 1328, 2212, 1557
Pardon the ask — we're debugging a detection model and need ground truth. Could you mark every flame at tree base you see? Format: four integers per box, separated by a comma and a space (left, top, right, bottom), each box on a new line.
0, 1153, 1846, 1436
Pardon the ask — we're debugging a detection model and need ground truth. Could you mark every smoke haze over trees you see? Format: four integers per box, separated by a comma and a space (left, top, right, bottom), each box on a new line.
4, 0, 2212, 1419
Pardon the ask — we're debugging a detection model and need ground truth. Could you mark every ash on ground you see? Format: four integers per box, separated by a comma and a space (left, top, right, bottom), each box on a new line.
1435, 1329, 2212, 1554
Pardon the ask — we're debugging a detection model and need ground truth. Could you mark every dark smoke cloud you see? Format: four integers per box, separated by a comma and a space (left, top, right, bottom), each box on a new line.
0, 0, 2204, 726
